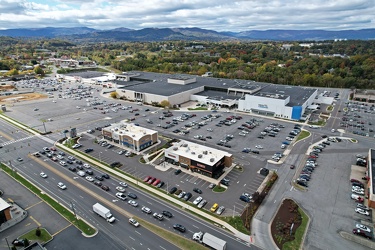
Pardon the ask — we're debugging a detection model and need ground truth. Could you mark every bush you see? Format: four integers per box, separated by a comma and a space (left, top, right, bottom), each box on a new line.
36, 227, 41, 237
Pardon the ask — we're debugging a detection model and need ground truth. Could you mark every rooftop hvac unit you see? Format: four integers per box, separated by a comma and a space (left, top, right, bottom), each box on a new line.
173, 147, 178, 151
203, 151, 208, 155
210, 158, 215, 162
191, 152, 195, 155
182, 144, 188, 147
198, 154, 202, 158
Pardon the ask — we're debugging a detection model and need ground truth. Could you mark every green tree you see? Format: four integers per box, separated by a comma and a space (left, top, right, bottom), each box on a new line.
34, 66, 45, 76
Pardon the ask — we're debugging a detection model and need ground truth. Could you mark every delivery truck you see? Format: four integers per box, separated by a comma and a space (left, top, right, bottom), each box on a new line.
93, 203, 115, 223
193, 231, 227, 250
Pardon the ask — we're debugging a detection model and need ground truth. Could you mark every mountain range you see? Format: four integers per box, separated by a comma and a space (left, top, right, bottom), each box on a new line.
0, 27, 373, 42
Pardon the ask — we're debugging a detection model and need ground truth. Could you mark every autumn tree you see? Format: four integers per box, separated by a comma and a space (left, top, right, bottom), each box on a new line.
160, 100, 170, 108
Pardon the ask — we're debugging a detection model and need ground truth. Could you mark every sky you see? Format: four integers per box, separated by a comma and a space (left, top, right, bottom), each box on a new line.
0, 0, 374, 31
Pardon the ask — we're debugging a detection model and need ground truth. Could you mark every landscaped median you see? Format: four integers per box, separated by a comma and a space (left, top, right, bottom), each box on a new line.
0, 163, 97, 236
56, 142, 251, 242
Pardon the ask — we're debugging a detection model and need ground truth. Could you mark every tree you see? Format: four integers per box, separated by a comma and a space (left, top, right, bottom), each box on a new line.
36, 226, 41, 237
110, 91, 117, 99
160, 100, 170, 108
34, 66, 45, 76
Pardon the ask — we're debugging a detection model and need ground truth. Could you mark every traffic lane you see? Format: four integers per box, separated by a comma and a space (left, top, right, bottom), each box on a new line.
0, 170, 72, 242
21, 156, 178, 250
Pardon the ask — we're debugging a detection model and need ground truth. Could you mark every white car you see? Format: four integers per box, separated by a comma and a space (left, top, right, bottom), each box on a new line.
197, 200, 207, 208
115, 192, 127, 201
141, 206, 152, 214
193, 196, 203, 205
128, 200, 138, 207
352, 188, 365, 195
85, 176, 94, 182
129, 218, 139, 227
59, 161, 67, 166
355, 208, 370, 216
255, 145, 263, 149
356, 203, 370, 211
216, 206, 225, 215
116, 186, 126, 192
119, 182, 128, 187
356, 223, 372, 233
40, 172, 48, 178
83, 163, 91, 169
56, 155, 64, 160
76, 106, 80, 109
57, 182, 67, 190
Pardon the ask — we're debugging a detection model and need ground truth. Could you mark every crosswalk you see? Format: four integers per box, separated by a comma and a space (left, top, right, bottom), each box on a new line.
0, 135, 35, 147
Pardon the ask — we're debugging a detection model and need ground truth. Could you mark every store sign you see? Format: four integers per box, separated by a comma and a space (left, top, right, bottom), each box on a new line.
197, 163, 206, 169
258, 104, 268, 109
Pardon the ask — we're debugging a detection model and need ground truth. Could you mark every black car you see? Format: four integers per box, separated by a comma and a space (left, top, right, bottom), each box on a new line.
183, 192, 192, 201
251, 150, 260, 154
173, 224, 186, 233
76, 165, 83, 170
162, 210, 173, 218
128, 193, 137, 199
84, 148, 94, 153
169, 187, 177, 194
102, 173, 110, 179
75, 160, 83, 165
239, 195, 250, 203
174, 169, 182, 175
66, 160, 73, 164
297, 179, 308, 187
94, 181, 102, 186
157, 181, 165, 188
193, 188, 202, 194
220, 179, 229, 186
86, 170, 93, 175
95, 175, 104, 181
110, 162, 122, 168
68, 167, 76, 172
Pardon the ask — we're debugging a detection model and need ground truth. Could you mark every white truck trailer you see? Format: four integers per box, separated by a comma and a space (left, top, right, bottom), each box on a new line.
93, 203, 115, 223
193, 231, 227, 250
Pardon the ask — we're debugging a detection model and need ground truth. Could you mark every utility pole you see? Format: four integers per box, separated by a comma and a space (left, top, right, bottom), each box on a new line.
5, 237, 10, 250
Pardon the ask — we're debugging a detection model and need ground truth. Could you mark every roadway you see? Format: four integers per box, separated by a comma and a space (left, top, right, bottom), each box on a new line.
0, 119, 256, 249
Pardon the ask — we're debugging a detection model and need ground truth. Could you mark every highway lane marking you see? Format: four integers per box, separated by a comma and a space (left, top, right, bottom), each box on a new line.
0, 130, 14, 141
25, 200, 43, 210
129, 236, 135, 241
192, 224, 199, 229
159, 246, 166, 250
29, 216, 42, 227
135, 230, 141, 235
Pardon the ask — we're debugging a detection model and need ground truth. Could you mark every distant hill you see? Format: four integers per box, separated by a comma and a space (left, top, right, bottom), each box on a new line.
0, 26, 374, 41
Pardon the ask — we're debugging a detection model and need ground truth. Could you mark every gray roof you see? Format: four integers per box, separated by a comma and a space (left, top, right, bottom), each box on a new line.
255, 85, 317, 107
65, 71, 105, 78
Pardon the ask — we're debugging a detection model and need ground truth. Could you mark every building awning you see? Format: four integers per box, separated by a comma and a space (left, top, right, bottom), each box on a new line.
0, 198, 11, 211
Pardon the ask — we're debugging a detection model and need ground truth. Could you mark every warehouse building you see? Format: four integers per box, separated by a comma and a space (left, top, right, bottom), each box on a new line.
164, 140, 233, 179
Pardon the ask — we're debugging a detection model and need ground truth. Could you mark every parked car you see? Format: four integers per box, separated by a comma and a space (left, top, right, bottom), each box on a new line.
356, 223, 372, 233
353, 228, 372, 239
216, 206, 225, 215
169, 187, 177, 194
355, 208, 370, 216
210, 203, 219, 212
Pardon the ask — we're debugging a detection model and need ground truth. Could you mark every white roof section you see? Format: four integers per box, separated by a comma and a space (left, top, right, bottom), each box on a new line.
0, 198, 11, 211
105, 121, 157, 140
169, 140, 231, 166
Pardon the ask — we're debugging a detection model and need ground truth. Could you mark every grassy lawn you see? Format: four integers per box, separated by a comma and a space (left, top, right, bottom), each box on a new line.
282, 207, 309, 250
296, 131, 310, 141
19, 228, 52, 243
134, 217, 207, 250
0, 164, 96, 236
213, 185, 226, 192
327, 105, 333, 111
222, 216, 250, 234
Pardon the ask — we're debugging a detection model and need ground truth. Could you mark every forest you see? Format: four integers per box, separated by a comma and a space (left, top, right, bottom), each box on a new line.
0, 38, 374, 89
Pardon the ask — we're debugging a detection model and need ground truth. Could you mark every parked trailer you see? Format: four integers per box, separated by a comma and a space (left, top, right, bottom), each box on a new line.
193, 231, 227, 250
93, 203, 115, 223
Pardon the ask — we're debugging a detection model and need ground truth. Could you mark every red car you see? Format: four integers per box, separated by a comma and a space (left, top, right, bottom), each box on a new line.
152, 179, 161, 186
143, 176, 152, 182
147, 177, 156, 184
50, 147, 57, 151
353, 229, 372, 239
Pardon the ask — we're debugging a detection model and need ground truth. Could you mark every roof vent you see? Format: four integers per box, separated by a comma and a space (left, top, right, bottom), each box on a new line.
191, 152, 195, 155
173, 147, 178, 151
203, 151, 208, 155
210, 158, 215, 162
198, 154, 202, 158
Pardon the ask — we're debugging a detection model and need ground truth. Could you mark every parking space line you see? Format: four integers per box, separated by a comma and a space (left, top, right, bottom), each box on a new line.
29, 215, 42, 227
25, 200, 44, 210
51, 223, 73, 237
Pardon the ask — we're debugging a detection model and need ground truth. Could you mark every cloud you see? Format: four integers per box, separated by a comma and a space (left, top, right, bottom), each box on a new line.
0, 0, 373, 31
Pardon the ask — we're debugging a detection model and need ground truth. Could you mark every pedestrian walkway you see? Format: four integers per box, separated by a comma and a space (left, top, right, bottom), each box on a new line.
0, 135, 35, 147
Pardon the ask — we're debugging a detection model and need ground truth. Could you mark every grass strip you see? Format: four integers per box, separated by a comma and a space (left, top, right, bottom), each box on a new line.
282, 207, 309, 250
296, 131, 310, 141
19, 228, 52, 243
0, 163, 96, 236
134, 216, 207, 250
222, 216, 250, 234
